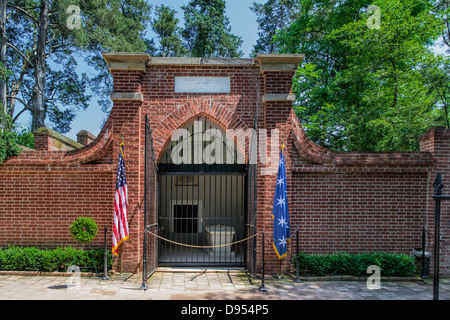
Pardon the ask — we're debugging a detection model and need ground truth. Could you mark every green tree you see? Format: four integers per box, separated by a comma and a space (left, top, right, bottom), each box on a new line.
250, 0, 295, 55
0, 64, 20, 162
2, 0, 152, 133
0, 109, 20, 162
0, 0, 6, 114
435, 0, 449, 52
182, 0, 243, 58
152, 5, 187, 57
275, 0, 445, 151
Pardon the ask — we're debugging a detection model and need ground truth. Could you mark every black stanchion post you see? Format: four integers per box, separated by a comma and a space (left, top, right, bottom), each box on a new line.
432, 172, 445, 300
102, 226, 109, 280
421, 227, 427, 279
294, 229, 301, 283
433, 196, 441, 300
259, 231, 267, 292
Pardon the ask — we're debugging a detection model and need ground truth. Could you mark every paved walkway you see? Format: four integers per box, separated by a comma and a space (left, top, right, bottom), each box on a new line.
0, 271, 449, 300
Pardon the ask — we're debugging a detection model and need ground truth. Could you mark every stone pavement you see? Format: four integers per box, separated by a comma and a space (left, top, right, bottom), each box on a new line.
0, 270, 449, 300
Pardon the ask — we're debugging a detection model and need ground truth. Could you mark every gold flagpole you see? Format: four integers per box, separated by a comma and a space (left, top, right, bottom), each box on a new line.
119, 242, 123, 274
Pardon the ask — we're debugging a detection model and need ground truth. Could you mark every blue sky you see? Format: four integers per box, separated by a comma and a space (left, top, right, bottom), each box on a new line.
64, 0, 266, 141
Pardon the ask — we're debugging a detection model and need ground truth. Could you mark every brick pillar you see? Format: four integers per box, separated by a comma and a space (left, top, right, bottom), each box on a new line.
103, 53, 150, 273
257, 54, 304, 275
76, 130, 97, 146
420, 127, 450, 275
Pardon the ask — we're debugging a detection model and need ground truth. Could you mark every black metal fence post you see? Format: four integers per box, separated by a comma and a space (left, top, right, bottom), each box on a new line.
294, 229, 301, 283
432, 172, 446, 300
102, 226, 109, 280
421, 227, 427, 279
259, 231, 267, 292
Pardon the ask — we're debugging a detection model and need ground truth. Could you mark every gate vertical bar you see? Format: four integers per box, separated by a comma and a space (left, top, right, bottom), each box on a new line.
141, 115, 159, 289
252, 116, 258, 278
246, 115, 258, 278
140, 115, 150, 290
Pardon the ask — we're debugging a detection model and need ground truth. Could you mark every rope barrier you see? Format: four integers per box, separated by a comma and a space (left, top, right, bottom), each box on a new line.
144, 229, 259, 249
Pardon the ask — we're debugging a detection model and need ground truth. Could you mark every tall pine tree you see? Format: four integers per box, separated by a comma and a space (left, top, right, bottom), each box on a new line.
250, 0, 295, 55
181, 0, 243, 58
2, 0, 152, 133
152, 5, 187, 57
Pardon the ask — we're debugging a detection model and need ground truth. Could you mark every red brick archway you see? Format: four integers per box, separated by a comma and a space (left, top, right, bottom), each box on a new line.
152, 98, 250, 164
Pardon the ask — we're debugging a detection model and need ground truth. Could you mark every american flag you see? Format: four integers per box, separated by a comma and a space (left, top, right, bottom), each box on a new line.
112, 143, 129, 256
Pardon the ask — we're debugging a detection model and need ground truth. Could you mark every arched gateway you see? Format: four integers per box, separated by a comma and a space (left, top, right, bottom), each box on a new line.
1, 53, 448, 282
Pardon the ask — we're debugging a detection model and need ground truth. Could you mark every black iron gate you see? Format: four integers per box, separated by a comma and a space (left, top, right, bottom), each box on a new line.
156, 117, 257, 268
157, 170, 247, 267
142, 116, 258, 276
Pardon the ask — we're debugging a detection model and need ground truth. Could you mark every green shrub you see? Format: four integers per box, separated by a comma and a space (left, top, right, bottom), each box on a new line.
292, 252, 415, 277
0, 246, 112, 273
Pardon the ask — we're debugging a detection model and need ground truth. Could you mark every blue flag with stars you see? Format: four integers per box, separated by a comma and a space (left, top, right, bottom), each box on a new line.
272, 146, 290, 260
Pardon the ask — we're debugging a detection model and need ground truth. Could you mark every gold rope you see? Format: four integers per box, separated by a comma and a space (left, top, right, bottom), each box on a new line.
144, 229, 259, 249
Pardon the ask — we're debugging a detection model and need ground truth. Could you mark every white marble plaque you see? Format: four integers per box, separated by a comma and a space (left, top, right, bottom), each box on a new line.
175, 77, 230, 93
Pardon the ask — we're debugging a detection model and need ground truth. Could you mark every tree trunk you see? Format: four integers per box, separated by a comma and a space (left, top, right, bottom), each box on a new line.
31, 0, 48, 131
0, 0, 7, 115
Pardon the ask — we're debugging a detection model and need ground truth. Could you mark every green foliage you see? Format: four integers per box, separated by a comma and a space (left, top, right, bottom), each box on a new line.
182, 0, 243, 58
292, 252, 416, 276
250, 0, 295, 55
0, 110, 21, 163
69, 217, 98, 244
152, 5, 187, 57
15, 129, 34, 149
0, 246, 112, 272
4, 0, 153, 132
275, 0, 447, 152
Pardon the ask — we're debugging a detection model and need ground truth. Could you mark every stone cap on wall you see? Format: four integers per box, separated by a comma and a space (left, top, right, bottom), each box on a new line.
256, 53, 305, 72
33, 127, 84, 151
102, 52, 305, 71
102, 52, 151, 71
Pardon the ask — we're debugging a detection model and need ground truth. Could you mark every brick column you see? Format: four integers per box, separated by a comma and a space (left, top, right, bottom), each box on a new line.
420, 127, 450, 275
103, 53, 150, 272
256, 54, 304, 275
76, 130, 96, 146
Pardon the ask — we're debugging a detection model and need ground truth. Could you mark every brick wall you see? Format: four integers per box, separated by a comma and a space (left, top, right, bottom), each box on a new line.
1, 53, 449, 276
290, 170, 428, 252
0, 118, 115, 254
0, 165, 113, 248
